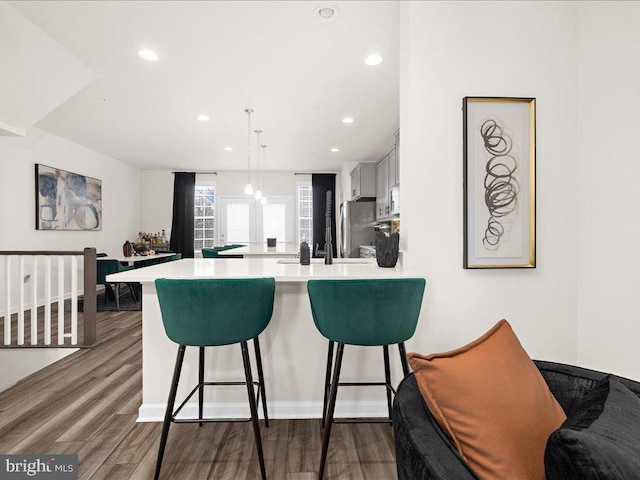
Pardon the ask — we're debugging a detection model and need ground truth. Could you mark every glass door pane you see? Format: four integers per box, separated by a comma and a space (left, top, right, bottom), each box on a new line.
262, 203, 286, 242
219, 197, 257, 245
226, 203, 250, 243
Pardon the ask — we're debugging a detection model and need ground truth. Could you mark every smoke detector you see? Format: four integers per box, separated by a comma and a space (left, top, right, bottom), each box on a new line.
314, 5, 340, 24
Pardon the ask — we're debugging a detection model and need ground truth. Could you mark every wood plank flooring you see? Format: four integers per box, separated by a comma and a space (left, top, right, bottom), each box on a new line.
0, 309, 398, 479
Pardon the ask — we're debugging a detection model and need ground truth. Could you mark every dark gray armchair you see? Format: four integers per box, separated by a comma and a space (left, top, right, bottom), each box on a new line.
393, 361, 640, 480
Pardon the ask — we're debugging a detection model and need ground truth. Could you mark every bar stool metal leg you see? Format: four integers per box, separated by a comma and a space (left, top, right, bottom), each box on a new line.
241, 341, 267, 480
154, 345, 186, 480
398, 342, 410, 377
198, 347, 205, 427
319, 343, 344, 480
253, 336, 269, 427
321, 340, 335, 428
383, 345, 393, 422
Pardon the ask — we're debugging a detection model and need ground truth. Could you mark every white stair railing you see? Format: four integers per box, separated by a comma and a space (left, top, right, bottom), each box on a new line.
0, 248, 97, 347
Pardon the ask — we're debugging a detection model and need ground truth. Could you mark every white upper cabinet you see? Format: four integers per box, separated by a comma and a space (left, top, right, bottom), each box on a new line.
376, 156, 389, 219
375, 130, 400, 220
350, 163, 376, 201
388, 146, 397, 188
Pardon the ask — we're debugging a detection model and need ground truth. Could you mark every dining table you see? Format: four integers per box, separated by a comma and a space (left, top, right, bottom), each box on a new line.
98, 252, 176, 301
98, 252, 175, 265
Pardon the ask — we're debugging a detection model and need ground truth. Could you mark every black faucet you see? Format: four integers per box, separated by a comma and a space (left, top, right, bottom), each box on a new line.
324, 190, 333, 265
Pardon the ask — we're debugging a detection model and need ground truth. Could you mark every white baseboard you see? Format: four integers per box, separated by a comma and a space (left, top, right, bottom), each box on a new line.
137, 400, 390, 422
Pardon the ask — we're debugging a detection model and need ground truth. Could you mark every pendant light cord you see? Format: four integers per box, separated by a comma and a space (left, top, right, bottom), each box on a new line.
262, 145, 267, 193
245, 109, 253, 184
255, 130, 262, 191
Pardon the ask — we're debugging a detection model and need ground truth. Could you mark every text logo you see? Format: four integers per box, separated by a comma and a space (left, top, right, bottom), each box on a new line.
0, 455, 77, 480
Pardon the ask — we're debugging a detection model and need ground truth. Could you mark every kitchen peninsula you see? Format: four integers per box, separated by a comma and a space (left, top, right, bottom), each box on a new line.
107, 258, 424, 422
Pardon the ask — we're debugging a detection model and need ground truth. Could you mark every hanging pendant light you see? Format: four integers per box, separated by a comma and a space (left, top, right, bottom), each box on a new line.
244, 109, 254, 195
254, 129, 263, 200
260, 144, 268, 204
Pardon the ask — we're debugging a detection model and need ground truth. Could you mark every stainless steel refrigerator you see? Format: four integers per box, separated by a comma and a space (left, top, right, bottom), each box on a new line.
340, 201, 376, 258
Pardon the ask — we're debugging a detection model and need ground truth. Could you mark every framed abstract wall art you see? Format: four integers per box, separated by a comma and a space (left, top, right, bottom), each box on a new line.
463, 97, 536, 268
35, 164, 102, 230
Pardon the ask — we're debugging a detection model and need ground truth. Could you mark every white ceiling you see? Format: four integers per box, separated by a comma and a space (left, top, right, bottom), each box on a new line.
10, 1, 400, 172
0, 2, 95, 135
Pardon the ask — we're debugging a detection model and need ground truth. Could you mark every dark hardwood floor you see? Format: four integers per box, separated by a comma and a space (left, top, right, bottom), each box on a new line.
0, 309, 398, 479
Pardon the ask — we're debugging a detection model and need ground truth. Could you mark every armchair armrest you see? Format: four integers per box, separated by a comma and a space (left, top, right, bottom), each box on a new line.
534, 360, 640, 415
393, 374, 479, 480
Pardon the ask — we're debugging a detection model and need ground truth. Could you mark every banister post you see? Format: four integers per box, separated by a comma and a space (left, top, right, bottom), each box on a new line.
83, 247, 97, 345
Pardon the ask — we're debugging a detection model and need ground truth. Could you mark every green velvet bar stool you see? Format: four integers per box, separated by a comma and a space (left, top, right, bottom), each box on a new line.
154, 278, 276, 480
307, 278, 426, 480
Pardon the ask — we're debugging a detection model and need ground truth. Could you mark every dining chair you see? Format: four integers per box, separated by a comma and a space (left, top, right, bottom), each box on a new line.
96, 259, 135, 311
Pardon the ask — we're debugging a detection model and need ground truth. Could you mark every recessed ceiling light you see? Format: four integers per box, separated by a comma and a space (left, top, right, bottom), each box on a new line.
196, 115, 210, 122
314, 5, 340, 23
342, 117, 354, 124
138, 49, 158, 62
331, 148, 340, 152
365, 54, 383, 66
224, 146, 233, 151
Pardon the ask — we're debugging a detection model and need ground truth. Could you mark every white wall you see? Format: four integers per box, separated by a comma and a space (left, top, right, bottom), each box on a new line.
1, 128, 142, 312
400, 2, 580, 364
0, 127, 141, 389
576, 2, 640, 379
0, 348, 76, 392
0, 127, 142, 254
140, 170, 174, 238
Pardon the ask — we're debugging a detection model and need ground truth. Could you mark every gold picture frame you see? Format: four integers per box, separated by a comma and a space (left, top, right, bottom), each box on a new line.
463, 97, 536, 268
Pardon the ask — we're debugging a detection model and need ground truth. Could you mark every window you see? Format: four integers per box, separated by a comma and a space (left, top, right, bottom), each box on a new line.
194, 186, 215, 250
297, 183, 313, 244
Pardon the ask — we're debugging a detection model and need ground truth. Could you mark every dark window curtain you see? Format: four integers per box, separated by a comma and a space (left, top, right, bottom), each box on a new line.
169, 172, 196, 258
312, 173, 337, 258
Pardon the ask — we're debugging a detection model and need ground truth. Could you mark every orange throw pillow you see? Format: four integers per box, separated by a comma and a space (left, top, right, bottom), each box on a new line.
408, 319, 566, 480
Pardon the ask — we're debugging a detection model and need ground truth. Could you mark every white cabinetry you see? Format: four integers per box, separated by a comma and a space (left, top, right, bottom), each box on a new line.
350, 163, 376, 201
388, 146, 397, 188
376, 156, 389, 219
375, 130, 401, 221
393, 129, 400, 187
389, 129, 400, 216
376, 148, 400, 220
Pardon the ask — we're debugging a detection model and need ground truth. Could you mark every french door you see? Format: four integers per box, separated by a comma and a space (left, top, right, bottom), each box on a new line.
218, 196, 294, 245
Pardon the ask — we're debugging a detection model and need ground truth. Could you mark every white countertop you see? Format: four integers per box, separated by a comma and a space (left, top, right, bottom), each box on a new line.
106, 257, 423, 284
216, 243, 299, 256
